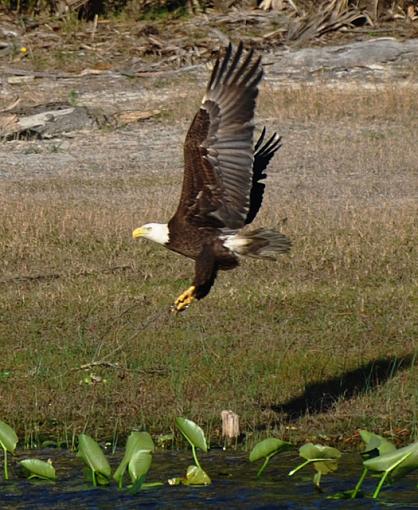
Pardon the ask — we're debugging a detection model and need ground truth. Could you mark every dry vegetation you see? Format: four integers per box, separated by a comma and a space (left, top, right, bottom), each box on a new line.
1, 0, 418, 75
0, 77, 417, 447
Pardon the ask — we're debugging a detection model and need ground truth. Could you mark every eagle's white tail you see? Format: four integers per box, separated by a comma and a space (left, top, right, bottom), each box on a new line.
223, 228, 291, 260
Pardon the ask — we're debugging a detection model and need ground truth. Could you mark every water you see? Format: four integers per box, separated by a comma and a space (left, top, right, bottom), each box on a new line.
1, 449, 417, 509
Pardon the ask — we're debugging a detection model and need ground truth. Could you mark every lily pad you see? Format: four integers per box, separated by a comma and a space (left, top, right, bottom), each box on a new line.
77, 434, 111, 485
249, 437, 292, 477
114, 431, 154, 487
184, 465, 211, 485
128, 449, 153, 483
299, 443, 341, 462
249, 438, 291, 462
175, 417, 207, 452
362, 440, 418, 498
364, 440, 418, 479
359, 430, 396, 459
299, 443, 341, 475
289, 443, 342, 488
0, 420, 18, 480
0, 420, 18, 453
128, 449, 153, 493
169, 465, 211, 486
20, 459, 56, 480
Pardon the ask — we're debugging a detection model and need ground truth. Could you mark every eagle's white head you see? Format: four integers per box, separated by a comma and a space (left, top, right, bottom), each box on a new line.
132, 223, 169, 245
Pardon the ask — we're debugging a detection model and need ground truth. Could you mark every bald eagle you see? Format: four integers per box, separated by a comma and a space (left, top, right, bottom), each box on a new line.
133, 43, 291, 312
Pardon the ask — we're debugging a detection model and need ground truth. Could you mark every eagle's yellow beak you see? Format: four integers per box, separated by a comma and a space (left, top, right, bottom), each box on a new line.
132, 226, 146, 239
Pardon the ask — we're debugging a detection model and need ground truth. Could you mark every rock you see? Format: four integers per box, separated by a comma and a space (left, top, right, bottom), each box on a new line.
0, 102, 99, 140
267, 38, 418, 83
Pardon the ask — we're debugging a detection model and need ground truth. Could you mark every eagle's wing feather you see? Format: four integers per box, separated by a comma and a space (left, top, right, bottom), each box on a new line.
245, 128, 282, 225
171, 42, 263, 230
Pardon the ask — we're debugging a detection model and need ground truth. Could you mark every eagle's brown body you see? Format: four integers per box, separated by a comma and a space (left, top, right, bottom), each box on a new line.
167, 214, 238, 300
167, 216, 236, 268
133, 43, 291, 311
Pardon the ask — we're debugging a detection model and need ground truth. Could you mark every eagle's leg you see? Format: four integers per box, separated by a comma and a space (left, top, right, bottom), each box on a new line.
172, 244, 218, 313
174, 285, 196, 312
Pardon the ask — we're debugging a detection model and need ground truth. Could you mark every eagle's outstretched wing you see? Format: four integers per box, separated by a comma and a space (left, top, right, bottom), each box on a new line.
171, 42, 263, 230
245, 128, 282, 225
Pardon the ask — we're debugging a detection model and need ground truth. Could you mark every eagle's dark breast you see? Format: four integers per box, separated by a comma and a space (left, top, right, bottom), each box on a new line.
167, 214, 238, 271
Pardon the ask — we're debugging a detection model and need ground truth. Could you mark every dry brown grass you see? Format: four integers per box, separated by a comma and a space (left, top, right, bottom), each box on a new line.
162, 77, 418, 124
0, 80, 417, 447
261, 81, 418, 121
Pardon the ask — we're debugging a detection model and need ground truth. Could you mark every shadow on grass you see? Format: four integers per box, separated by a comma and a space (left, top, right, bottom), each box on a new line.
272, 353, 417, 421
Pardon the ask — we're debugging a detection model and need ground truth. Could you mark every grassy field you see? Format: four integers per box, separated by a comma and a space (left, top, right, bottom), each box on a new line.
1, 79, 417, 449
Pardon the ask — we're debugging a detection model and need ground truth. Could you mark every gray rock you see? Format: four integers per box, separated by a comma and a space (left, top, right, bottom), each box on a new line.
267, 38, 418, 82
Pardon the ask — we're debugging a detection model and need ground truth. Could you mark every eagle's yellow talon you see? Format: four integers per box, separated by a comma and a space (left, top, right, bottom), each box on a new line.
174, 285, 196, 312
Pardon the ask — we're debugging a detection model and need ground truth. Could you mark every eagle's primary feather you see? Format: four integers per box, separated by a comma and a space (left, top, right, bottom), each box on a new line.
133, 43, 291, 311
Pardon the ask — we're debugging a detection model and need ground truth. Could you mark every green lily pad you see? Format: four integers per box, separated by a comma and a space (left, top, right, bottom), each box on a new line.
168, 466, 211, 486
362, 440, 418, 498
128, 449, 153, 493
299, 443, 341, 462
128, 449, 152, 483
359, 430, 396, 459
249, 437, 293, 477
0, 420, 18, 453
184, 465, 211, 485
364, 440, 418, 479
289, 443, 342, 488
299, 443, 341, 475
20, 459, 56, 480
175, 417, 207, 452
249, 438, 291, 462
77, 434, 111, 485
114, 431, 154, 486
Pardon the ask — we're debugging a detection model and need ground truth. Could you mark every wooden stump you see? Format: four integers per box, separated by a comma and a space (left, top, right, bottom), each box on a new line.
221, 410, 240, 447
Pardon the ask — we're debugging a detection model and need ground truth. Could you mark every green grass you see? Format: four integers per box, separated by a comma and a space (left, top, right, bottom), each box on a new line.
0, 82, 417, 448
1, 194, 416, 446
